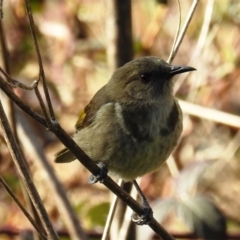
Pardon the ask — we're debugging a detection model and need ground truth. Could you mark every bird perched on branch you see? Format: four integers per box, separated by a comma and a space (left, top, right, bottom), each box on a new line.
55, 56, 195, 224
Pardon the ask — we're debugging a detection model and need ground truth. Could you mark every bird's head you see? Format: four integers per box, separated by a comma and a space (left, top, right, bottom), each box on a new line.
107, 56, 195, 105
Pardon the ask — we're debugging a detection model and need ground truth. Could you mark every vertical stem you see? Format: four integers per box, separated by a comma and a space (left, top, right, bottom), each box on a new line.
24, 0, 56, 123
106, 1, 134, 238
106, 0, 133, 71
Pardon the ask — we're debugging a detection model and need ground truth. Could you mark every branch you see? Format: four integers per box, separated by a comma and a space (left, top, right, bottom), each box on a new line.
0, 177, 48, 240
0, 10, 49, 240
168, 0, 199, 63
0, 77, 47, 127
179, 100, 240, 128
17, 110, 88, 240
106, 0, 133, 71
24, 0, 55, 123
0, 100, 59, 240
167, 0, 181, 64
102, 179, 123, 240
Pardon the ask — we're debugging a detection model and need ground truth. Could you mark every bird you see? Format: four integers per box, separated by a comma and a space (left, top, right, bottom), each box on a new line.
55, 56, 195, 224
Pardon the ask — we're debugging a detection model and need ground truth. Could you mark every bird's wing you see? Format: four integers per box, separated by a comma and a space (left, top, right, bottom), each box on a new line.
55, 86, 112, 163
75, 85, 112, 131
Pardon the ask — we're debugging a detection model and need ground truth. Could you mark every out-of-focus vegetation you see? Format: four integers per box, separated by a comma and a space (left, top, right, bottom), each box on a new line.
0, 0, 240, 239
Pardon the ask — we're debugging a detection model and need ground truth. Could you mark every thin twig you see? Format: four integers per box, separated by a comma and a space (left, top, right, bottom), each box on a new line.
170, 0, 199, 62
34, 85, 52, 125
167, 0, 199, 180
0, 177, 48, 240
167, 0, 181, 64
179, 100, 240, 128
0, 76, 47, 127
0, 67, 38, 89
0, 100, 59, 240
174, 0, 215, 93
0, 19, 18, 137
0, 16, 44, 240
102, 179, 123, 240
118, 180, 138, 240
0, 21, 10, 75
0, 70, 88, 239
24, 0, 56, 123
17, 110, 88, 240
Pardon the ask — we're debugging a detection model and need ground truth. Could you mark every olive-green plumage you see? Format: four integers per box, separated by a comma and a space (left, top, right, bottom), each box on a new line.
55, 56, 195, 181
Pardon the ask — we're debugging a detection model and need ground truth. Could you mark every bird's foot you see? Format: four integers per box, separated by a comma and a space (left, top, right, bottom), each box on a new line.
88, 162, 108, 184
131, 200, 153, 225
131, 180, 153, 225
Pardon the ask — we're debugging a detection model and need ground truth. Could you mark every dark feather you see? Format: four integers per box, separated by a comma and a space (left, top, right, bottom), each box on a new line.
160, 101, 179, 136
121, 104, 153, 142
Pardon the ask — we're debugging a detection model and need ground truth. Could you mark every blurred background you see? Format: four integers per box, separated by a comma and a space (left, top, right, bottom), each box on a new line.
0, 0, 240, 239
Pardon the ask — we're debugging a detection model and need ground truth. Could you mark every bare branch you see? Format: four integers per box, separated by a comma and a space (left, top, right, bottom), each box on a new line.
24, 0, 56, 122
18, 111, 88, 240
0, 101, 59, 240
169, 0, 199, 62
0, 76, 47, 127
174, 0, 215, 93
34, 85, 52, 125
179, 100, 240, 128
167, 0, 181, 64
106, 0, 133, 70
0, 68, 38, 89
0, 19, 19, 139
0, 177, 48, 240
0, 15, 45, 240
102, 179, 123, 240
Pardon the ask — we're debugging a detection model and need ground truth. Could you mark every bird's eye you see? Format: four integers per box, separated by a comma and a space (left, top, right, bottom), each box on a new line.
139, 73, 151, 84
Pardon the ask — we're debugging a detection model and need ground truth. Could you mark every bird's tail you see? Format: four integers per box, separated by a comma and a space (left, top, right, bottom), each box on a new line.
55, 148, 76, 163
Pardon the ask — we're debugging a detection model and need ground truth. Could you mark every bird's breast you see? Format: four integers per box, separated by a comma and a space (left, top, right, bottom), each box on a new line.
109, 100, 182, 180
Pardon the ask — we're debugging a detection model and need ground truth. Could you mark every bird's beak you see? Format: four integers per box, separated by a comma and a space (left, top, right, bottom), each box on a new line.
169, 65, 196, 77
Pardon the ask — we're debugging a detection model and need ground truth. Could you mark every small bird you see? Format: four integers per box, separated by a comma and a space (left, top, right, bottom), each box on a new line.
55, 56, 195, 223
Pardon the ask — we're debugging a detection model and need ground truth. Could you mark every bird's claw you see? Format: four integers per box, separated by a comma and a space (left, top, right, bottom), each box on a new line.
131, 206, 153, 225
88, 162, 108, 184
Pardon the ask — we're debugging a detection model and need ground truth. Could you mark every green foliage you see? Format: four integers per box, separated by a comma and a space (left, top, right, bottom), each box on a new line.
85, 202, 110, 228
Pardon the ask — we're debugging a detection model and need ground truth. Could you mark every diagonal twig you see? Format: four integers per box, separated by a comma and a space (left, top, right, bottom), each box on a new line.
0, 68, 38, 89
0, 76, 47, 126
17, 110, 88, 240
24, 0, 55, 124
0, 16, 46, 240
102, 179, 123, 240
0, 177, 48, 240
168, 0, 199, 63
167, 0, 181, 64
0, 100, 59, 240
